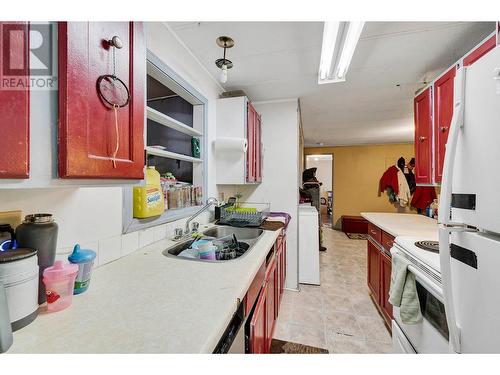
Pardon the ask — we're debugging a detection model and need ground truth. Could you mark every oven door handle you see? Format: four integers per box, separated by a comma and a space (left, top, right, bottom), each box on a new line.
391, 247, 444, 302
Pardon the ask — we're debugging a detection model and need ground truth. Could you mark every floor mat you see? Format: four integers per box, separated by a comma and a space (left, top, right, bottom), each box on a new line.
270, 339, 329, 354
345, 233, 367, 240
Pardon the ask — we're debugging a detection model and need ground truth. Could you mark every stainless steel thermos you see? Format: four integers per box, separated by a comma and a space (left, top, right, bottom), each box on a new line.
15, 214, 58, 304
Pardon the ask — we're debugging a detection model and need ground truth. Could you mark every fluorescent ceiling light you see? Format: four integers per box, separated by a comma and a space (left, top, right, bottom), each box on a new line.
318, 21, 365, 84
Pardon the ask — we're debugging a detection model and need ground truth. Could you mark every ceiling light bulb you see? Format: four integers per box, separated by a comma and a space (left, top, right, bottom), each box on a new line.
319, 22, 340, 80
220, 65, 228, 83
335, 22, 364, 80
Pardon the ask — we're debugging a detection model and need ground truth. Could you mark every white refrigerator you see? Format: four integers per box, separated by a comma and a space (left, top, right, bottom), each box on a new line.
439, 44, 500, 353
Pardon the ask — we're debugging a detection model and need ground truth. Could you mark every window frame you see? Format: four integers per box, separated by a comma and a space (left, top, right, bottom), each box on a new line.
122, 50, 208, 234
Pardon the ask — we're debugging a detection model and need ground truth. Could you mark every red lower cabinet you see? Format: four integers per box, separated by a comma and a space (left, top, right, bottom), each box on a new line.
248, 234, 286, 353
367, 240, 381, 302
265, 258, 277, 351
366, 223, 393, 328
380, 251, 393, 322
249, 282, 267, 354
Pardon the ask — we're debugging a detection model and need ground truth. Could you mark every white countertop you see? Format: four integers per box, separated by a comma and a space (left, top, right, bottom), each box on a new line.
9, 227, 280, 353
360, 212, 438, 240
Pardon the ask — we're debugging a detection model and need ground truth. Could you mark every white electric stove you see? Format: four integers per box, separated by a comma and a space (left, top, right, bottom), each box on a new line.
390, 236, 449, 354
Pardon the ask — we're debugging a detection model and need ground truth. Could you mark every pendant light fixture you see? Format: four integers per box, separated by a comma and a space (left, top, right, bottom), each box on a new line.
215, 36, 234, 84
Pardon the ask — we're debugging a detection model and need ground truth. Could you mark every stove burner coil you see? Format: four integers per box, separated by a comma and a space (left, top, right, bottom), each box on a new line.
414, 240, 440, 253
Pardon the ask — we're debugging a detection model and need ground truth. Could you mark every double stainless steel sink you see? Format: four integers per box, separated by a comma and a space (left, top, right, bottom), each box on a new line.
162, 225, 264, 262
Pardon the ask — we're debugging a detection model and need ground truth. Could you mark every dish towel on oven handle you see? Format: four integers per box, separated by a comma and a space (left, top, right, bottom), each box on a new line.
389, 253, 422, 324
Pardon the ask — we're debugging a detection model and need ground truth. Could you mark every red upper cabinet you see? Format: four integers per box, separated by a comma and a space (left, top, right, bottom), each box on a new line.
58, 22, 145, 179
246, 101, 263, 183
255, 112, 262, 183
246, 102, 256, 183
433, 66, 456, 183
463, 35, 496, 67
414, 87, 433, 184
0, 22, 30, 179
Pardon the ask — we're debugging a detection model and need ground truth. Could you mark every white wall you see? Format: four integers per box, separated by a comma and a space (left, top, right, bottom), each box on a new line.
218, 100, 300, 290
0, 22, 222, 267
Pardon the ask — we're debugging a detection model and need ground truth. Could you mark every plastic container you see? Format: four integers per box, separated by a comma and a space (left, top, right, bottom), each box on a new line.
198, 248, 216, 260
42, 261, 78, 312
191, 240, 216, 260
133, 166, 165, 218
68, 244, 96, 295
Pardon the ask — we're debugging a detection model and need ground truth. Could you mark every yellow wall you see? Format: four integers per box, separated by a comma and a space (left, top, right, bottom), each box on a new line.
305, 143, 416, 228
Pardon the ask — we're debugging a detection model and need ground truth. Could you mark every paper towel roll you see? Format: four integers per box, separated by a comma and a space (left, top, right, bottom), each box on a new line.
214, 137, 248, 153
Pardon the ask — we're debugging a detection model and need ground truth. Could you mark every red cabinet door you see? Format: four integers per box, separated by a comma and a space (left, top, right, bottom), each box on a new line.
265, 258, 277, 352
367, 239, 380, 302
463, 35, 496, 66
58, 22, 145, 179
249, 283, 267, 354
0, 22, 30, 178
276, 237, 285, 305
246, 102, 256, 183
414, 87, 433, 184
282, 234, 287, 284
433, 67, 456, 183
255, 112, 262, 183
380, 251, 393, 324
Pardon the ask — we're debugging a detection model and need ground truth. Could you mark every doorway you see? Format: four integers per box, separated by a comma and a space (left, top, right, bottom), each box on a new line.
305, 154, 333, 228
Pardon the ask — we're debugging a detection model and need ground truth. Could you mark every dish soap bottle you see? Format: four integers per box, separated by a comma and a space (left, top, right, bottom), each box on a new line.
133, 166, 165, 218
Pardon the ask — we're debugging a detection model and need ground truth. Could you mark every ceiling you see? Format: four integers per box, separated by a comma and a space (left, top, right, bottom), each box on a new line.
168, 21, 495, 146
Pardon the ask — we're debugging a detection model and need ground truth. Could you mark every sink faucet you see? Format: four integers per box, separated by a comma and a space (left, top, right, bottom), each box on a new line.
185, 197, 219, 235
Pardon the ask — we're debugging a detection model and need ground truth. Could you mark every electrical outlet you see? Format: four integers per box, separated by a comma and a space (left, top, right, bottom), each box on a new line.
0, 210, 22, 229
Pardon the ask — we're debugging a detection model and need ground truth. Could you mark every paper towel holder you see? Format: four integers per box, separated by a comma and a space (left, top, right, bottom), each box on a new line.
214, 137, 248, 153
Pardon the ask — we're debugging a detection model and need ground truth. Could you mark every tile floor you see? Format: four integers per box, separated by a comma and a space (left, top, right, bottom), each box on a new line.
273, 227, 393, 353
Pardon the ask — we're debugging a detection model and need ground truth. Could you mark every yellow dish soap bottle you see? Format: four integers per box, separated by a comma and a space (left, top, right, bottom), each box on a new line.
133, 166, 165, 218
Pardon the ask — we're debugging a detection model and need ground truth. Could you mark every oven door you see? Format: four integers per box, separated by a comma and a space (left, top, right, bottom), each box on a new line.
393, 266, 449, 353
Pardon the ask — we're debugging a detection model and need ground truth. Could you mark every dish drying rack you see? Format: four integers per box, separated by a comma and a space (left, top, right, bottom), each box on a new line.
218, 202, 270, 227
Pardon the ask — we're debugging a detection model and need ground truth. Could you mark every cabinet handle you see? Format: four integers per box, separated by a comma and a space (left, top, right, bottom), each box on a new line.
440, 126, 448, 133
419, 136, 427, 142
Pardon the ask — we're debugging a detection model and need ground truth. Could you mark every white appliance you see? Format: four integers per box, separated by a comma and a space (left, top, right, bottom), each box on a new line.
298, 205, 320, 285
391, 238, 449, 354
438, 45, 500, 353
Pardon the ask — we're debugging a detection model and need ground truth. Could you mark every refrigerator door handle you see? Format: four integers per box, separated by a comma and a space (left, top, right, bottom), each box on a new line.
438, 67, 466, 226
439, 225, 461, 353
438, 66, 466, 354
